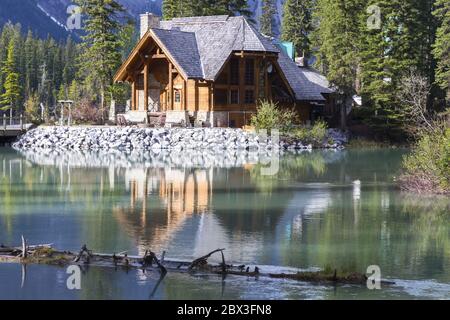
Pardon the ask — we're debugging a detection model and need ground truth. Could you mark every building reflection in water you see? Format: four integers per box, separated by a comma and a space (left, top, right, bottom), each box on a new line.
114, 166, 215, 257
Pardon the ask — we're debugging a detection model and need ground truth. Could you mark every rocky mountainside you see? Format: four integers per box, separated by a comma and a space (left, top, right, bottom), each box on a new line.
1, 0, 285, 41
247, 0, 285, 38
0, 0, 161, 40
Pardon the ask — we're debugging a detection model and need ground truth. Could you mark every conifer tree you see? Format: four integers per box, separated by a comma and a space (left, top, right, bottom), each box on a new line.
0, 37, 21, 112
260, 0, 276, 37
163, 0, 251, 20
312, 0, 364, 129
281, 0, 313, 59
75, 0, 125, 121
359, 0, 437, 134
433, 0, 450, 98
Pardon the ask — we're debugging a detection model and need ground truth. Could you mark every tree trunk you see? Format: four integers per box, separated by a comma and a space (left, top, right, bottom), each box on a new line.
100, 84, 105, 124
340, 98, 347, 130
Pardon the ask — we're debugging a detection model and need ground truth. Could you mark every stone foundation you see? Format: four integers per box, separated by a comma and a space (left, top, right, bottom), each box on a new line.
13, 127, 346, 152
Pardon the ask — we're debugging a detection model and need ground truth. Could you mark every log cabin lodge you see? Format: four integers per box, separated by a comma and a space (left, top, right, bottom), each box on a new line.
114, 14, 337, 128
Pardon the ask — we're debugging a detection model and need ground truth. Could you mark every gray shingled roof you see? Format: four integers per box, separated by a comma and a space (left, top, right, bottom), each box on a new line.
276, 48, 333, 101
158, 15, 279, 80
148, 15, 333, 101
151, 28, 203, 78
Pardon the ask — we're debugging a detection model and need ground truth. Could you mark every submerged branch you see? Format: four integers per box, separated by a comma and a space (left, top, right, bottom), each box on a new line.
0, 242, 395, 287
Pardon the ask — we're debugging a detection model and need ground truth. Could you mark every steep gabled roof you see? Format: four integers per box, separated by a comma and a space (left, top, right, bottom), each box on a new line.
151, 28, 203, 78
159, 15, 279, 80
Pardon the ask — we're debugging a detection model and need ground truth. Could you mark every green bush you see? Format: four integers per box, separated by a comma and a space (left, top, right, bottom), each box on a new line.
401, 127, 450, 193
291, 120, 328, 145
250, 100, 297, 133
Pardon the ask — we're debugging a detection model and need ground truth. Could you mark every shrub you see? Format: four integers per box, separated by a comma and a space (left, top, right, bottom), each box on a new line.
400, 126, 450, 194
71, 99, 104, 124
291, 120, 328, 145
250, 100, 297, 133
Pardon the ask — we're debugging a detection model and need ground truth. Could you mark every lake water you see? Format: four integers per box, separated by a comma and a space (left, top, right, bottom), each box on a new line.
0, 146, 449, 300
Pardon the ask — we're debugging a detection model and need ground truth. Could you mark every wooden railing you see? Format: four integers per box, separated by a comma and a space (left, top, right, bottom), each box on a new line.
2, 114, 27, 131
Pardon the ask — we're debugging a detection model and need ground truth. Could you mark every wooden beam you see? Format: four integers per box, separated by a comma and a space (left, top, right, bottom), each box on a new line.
144, 62, 149, 111
131, 76, 136, 111
152, 53, 166, 59
183, 80, 187, 111
264, 61, 269, 100
255, 58, 259, 105
232, 52, 277, 58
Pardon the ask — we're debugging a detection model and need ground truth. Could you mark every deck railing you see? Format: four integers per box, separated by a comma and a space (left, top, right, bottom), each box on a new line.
2, 114, 26, 131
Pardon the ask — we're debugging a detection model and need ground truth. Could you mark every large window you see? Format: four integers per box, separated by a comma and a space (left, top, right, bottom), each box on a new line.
244, 90, 254, 104
214, 89, 228, 105
230, 89, 239, 104
245, 58, 254, 85
230, 59, 240, 85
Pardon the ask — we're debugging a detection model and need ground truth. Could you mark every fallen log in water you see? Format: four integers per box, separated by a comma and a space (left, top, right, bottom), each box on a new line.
0, 242, 395, 286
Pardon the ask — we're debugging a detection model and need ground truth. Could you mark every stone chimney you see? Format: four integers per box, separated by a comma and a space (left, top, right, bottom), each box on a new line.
140, 13, 160, 38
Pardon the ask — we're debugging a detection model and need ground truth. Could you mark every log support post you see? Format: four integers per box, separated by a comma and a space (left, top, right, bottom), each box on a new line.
168, 62, 173, 110
131, 76, 137, 111
144, 62, 149, 111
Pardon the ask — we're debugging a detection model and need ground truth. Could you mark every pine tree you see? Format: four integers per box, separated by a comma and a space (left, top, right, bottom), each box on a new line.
433, 0, 450, 98
281, 0, 314, 59
24, 30, 38, 95
260, 0, 276, 37
313, 0, 364, 97
75, 0, 125, 121
0, 37, 21, 112
163, 0, 251, 20
359, 0, 437, 135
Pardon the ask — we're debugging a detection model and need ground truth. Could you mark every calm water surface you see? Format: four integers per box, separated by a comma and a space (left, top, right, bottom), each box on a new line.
0, 147, 449, 300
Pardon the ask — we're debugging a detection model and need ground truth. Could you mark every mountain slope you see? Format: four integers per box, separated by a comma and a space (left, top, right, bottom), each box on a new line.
1, 0, 284, 41
0, 0, 71, 40
0, 0, 162, 40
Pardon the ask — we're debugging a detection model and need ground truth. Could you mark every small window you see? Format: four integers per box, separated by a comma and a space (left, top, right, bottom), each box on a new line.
244, 90, 254, 104
230, 89, 239, 104
174, 90, 181, 103
245, 58, 254, 85
230, 59, 240, 85
214, 89, 228, 105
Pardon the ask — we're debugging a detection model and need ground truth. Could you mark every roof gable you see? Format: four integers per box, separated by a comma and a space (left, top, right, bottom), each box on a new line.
159, 16, 279, 80
151, 29, 203, 78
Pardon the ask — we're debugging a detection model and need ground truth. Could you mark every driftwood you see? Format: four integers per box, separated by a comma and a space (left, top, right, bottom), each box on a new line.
0, 241, 395, 287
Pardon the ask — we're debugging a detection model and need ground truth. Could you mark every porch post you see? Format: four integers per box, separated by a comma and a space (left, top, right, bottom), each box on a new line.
144, 62, 149, 111
168, 62, 173, 110
183, 79, 187, 110
131, 77, 136, 111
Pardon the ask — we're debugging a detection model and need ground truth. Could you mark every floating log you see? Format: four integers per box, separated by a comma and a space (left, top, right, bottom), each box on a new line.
0, 242, 395, 287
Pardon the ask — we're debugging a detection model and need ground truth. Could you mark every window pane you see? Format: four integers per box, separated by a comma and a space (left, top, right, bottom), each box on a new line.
244, 90, 254, 104
230, 59, 239, 85
230, 89, 239, 104
174, 91, 181, 103
214, 89, 228, 105
245, 58, 254, 85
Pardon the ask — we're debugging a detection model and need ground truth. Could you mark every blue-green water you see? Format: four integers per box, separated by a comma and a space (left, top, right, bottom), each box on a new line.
0, 147, 449, 300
